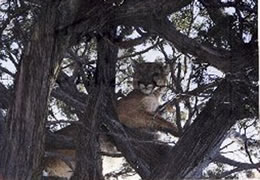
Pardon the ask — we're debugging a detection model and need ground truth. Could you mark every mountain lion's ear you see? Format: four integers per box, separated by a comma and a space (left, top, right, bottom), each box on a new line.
164, 64, 170, 74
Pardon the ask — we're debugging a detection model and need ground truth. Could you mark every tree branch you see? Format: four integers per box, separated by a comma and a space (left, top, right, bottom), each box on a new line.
148, 18, 232, 72
51, 88, 87, 112
0, 83, 11, 109
0, 66, 15, 77
150, 75, 255, 179
214, 154, 260, 178
114, 0, 193, 20
107, 33, 150, 49
117, 39, 162, 60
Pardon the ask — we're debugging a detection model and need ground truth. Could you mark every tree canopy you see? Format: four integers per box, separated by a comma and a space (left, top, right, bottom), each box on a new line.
0, 0, 258, 180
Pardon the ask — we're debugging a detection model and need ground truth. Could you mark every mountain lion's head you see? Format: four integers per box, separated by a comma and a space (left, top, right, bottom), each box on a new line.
133, 62, 170, 95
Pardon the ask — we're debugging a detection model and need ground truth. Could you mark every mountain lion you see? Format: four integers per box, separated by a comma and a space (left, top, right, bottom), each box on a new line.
117, 62, 179, 136
44, 62, 179, 178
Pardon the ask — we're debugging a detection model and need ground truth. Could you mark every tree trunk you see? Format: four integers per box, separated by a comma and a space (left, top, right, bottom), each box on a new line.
71, 28, 118, 180
149, 77, 255, 179
0, 2, 71, 179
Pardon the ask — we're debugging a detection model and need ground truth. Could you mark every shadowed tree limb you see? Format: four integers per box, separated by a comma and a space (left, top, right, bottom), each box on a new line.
214, 154, 260, 178
149, 74, 257, 179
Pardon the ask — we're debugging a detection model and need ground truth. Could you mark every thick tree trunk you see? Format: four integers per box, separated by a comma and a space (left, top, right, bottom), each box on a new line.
149, 76, 255, 179
0, 2, 71, 179
0, 1, 255, 179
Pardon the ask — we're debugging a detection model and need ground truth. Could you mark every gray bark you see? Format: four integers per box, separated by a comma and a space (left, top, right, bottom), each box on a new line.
0, 1, 72, 179
149, 76, 256, 179
71, 28, 118, 180
0, 0, 257, 179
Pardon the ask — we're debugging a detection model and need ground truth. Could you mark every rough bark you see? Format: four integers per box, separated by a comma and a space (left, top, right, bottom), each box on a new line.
105, 123, 171, 179
0, 1, 257, 179
0, 0, 112, 178
0, 1, 72, 179
71, 28, 118, 180
149, 76, 256, 179
112, 2, 256, 74
0, 83, 10, 109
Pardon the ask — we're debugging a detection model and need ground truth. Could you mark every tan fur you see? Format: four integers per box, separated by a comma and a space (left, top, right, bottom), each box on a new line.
44, 126, 76, 178
45, 149, 75, 178
44, 127, 117, 178
117, 62, 179, 136
44, 62, 179, 178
